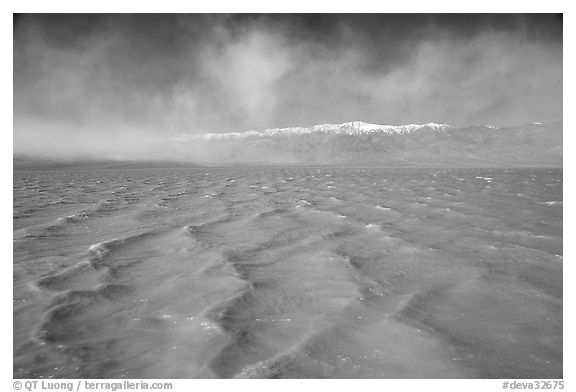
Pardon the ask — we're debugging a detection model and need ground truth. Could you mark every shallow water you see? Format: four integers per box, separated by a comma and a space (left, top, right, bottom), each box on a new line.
13, 168, 562, 378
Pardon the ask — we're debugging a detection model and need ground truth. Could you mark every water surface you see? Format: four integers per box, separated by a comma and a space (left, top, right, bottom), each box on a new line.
13, 168, 562, 378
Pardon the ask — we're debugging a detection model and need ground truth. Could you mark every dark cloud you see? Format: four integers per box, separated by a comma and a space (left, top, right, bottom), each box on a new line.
13, 14, 562, 160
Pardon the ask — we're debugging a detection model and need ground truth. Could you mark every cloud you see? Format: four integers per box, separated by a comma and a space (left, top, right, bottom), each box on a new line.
13, 14, 562, 160
362, 31, 563, 126
200, 29, 292, 130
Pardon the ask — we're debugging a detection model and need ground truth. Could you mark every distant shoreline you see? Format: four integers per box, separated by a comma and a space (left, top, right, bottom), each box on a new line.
13, 159, 563, 172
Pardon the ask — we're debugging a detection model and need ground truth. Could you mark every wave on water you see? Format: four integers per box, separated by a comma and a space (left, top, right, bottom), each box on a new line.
13, 167, 563, 379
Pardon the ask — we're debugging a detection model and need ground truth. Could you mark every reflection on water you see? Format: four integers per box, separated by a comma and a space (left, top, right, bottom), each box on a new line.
13, 168, 562, 378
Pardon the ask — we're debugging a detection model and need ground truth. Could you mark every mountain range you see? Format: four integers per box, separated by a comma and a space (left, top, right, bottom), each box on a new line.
165, 121, 562, 167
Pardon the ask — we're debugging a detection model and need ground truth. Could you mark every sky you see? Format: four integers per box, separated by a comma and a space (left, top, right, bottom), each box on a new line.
13, 14, 562, 159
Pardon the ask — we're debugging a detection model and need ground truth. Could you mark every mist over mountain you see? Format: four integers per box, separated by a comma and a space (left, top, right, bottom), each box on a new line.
162, 121, 562, 167
15, 121, 561, 169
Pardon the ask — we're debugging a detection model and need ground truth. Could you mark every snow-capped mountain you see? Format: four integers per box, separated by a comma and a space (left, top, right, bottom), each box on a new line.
171, 121, 451, 142
165, 120, 562, 167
